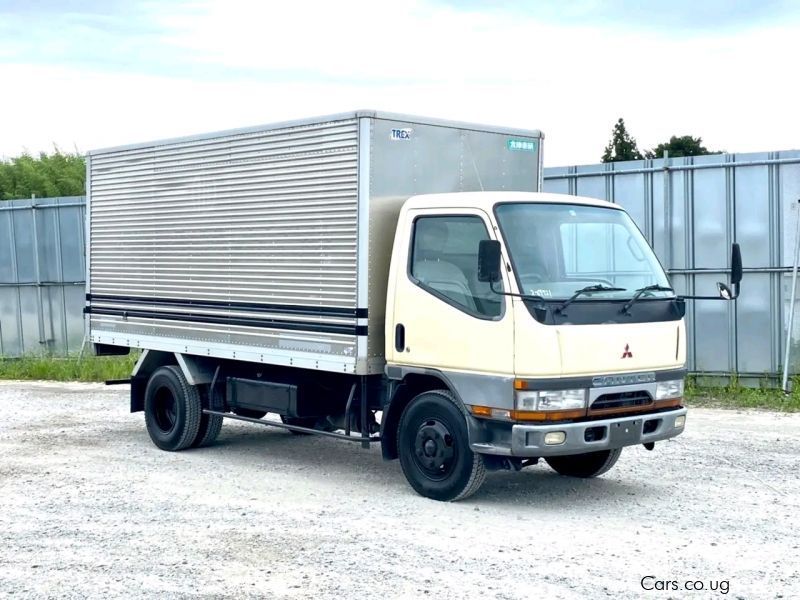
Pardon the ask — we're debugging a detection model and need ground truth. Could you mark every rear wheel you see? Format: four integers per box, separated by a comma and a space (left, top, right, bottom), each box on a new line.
398, 390, 485, 501
144, 366, 202, 451
192, 413, 223, 448
545, 448, 622, 478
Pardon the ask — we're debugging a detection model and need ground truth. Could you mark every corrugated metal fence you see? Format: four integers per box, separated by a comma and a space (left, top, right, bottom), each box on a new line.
544, 149, 800, 380
3, 150, 800, 380
0, 197, 86, 356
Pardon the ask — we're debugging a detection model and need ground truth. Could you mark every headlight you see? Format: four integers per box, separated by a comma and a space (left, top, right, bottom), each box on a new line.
515, 389, 587, 411
655, 379, 684, 400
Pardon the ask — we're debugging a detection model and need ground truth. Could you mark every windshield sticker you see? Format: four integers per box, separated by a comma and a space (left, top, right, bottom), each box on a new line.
529, 288, 553, 297
507, 139, 538, 152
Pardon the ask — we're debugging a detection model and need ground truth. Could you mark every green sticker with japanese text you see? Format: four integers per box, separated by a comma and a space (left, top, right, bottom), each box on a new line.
507, 139, 538, 152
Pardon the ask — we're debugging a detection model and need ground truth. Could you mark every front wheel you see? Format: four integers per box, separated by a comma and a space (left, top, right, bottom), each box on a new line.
398, 390, 486, 501
545, 448, 622, 478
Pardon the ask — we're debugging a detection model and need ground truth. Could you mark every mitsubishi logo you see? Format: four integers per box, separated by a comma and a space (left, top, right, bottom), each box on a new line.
622, 344, 633, 359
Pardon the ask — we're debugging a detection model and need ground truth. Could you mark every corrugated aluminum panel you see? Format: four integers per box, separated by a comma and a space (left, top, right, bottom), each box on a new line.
88, 118, 360, 364
87, 113, 543, 373
0, 197, 86, 357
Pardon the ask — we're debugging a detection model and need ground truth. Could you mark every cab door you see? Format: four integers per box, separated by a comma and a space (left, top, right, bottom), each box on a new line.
388, 209, 514, 375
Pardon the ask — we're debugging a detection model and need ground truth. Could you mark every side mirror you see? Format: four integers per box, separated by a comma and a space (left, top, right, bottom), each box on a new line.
477, 240, 502, 283
717, 243, 742, 300
731, 243, 742, 285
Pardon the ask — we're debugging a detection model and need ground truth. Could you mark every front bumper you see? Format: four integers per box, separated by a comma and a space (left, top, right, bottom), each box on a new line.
470, 407, 687, 457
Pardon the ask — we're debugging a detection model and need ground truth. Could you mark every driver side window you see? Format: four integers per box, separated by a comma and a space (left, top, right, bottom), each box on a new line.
410, 216, 502, 318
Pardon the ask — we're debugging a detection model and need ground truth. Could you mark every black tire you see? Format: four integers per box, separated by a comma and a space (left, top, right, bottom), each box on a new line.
280, 415, 316, 435
192, 412, 223, 448
397, 389, 486, 502
144, 366, 202, 451
233, 408, 267, 419
545, 448, 622, 478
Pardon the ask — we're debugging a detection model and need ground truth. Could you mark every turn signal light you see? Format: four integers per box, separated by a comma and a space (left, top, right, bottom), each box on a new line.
471, 405, 586, 422
471, 405, 492, 417
509, 409, 586, 422
469, 406, 511, 420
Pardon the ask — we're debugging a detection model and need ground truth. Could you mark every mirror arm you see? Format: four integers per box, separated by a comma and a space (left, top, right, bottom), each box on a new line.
679, 295, 734, 301
680, 287, 739, 301
489, 281, 526, 299
489, 282, 550, 306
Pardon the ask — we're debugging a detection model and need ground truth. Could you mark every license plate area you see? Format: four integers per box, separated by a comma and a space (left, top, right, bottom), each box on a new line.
609, 419, 641, 445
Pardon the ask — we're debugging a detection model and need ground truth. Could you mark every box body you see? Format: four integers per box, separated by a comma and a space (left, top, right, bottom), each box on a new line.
86, 111, 542, 374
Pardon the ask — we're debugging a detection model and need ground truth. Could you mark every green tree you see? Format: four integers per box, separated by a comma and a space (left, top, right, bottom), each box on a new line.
601, 118, 644, 163
0, 149, 86, 200
646, 135, 722, 159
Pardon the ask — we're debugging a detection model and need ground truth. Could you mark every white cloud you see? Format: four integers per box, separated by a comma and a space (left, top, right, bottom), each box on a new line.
1, 0, 798, 166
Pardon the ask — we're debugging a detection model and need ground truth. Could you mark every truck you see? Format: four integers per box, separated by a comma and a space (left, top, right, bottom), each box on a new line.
85, 110, 742, 501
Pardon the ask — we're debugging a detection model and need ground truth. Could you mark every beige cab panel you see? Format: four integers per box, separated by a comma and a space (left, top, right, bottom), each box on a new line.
514, 306, 686, 377
387, 208, 514, 376
556, 320, 685, 376
510, 300, 563, 377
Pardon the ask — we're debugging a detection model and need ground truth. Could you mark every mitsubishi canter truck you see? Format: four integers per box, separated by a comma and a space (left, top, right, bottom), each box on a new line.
85, 111, 741, 501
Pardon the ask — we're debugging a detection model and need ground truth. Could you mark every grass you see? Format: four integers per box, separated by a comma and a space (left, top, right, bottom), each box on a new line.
1, 355, 799, 412
685, 375, 800, 412
0, 353, 139, 383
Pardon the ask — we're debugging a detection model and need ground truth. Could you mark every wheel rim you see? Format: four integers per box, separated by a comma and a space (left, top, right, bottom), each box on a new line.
412, 418, 457, 481
153, 386, 177, 434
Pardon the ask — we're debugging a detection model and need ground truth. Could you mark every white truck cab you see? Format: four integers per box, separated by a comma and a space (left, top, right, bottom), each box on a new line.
383, 192, 691, 495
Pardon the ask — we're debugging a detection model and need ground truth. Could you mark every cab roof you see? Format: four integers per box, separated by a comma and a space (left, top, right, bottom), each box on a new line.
403, 192, 621, 212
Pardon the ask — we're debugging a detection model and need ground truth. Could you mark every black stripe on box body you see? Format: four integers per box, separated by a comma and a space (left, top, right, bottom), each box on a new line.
86, 294, 368, 319
85, 307, 368, 336
85, 296, 368, 336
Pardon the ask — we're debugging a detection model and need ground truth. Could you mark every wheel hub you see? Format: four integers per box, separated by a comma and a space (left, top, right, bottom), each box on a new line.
153, 386, 177, 433
423, 439, 437, 457
413, 419, 455, 477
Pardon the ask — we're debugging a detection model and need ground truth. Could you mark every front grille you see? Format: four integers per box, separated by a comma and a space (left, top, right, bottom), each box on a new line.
591, 391, 652, 411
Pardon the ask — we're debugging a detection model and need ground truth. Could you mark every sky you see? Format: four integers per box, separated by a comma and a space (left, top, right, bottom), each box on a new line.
1, 0, 799, 166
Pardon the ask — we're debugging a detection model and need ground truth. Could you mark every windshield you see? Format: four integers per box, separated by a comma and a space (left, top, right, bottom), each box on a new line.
495, 203, 671, 301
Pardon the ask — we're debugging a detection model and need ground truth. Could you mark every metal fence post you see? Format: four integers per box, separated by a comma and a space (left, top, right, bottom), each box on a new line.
30, 204, 50, 352
662, 151, 672, 272
781, 198, 800, 393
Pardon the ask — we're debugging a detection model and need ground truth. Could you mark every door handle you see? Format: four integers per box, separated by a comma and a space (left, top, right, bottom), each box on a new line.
395, 323, 405, 352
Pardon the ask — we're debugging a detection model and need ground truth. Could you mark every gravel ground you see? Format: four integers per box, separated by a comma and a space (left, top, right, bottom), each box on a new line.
0, 381, 798, 599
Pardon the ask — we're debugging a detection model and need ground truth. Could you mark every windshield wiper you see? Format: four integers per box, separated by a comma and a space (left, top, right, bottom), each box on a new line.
556, 284, 626, 314
620, 284, 674, 315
